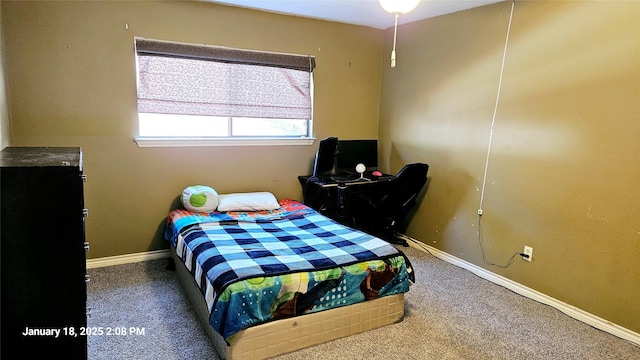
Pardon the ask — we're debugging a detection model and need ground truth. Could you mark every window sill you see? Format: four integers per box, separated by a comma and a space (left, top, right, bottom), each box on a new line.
134, 137, 316, 148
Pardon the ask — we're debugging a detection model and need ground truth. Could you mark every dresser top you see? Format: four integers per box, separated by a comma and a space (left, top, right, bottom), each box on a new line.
0, 147, 82, 169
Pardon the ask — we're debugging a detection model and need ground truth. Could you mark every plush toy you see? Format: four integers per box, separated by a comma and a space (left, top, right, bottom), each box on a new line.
181, 185, 219, 213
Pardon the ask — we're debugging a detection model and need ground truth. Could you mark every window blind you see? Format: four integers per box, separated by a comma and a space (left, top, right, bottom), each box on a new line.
135, 38, 315, 120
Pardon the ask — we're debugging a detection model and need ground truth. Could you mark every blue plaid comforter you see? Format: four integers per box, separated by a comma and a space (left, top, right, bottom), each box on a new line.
165, 200, 411, 340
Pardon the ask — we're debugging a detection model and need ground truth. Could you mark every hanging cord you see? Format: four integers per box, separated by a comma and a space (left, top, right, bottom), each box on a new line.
479, 217, 522, 268
391, 13, 399, 68
478, 0, 519, 268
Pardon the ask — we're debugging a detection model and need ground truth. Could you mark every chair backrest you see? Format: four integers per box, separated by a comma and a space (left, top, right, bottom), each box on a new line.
384, 163, 429, 217
312, 137, 339, 177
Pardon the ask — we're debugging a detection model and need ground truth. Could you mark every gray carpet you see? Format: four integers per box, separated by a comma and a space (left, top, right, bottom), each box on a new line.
87, 245, 639, 359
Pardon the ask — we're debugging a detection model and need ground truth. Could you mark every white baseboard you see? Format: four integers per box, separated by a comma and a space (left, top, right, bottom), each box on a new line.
406, 238, 640, 347
86, 249, 171, 269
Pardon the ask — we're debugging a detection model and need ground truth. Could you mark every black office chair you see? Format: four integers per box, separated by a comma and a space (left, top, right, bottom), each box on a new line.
351, 163, 429, 246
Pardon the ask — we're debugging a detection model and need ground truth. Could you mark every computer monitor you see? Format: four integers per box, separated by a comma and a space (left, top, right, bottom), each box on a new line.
312, 137, 339, 177
335, 139, 378, 173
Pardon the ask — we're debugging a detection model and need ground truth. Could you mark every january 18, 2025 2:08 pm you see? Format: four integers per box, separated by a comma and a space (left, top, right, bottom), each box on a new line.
22, 326, 146, 338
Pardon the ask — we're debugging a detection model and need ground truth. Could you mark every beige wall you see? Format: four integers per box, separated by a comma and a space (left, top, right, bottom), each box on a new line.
0, 4, 10, 149
379, 1, 639, 332
2, 1, 383, 258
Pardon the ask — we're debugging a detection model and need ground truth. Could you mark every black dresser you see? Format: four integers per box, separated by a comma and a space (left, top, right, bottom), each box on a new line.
1, 147, 88, 359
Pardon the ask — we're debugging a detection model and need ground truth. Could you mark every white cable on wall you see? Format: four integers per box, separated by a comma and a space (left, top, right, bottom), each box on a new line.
478, 0, 518, 268
478, 0, 515, 214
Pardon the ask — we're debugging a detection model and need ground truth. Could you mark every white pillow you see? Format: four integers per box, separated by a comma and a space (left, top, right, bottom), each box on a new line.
217, 192, 280, 212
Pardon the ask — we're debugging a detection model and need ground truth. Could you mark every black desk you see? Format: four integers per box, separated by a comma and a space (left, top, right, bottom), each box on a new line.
298, 173, 395, 227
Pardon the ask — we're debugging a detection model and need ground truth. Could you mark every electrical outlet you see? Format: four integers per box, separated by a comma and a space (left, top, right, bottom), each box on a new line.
523, 246, 533, 262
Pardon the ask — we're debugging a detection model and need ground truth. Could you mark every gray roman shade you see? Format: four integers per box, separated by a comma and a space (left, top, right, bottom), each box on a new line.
135, 38, 316, 120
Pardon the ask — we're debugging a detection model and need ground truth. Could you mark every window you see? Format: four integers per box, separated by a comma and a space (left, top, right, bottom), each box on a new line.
134, 38, 316, 147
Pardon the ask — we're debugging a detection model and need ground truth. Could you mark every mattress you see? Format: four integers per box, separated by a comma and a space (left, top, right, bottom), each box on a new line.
165, 199, 411, 358
172, 245, 405, 360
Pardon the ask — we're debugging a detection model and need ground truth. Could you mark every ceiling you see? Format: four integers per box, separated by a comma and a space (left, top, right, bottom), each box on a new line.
207, 0, 504, 29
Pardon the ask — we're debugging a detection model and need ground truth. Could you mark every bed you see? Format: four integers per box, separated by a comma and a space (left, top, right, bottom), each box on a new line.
164, 197, 414, 359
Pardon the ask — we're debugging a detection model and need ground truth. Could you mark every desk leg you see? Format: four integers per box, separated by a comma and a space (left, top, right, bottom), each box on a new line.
336, 183, 347, 219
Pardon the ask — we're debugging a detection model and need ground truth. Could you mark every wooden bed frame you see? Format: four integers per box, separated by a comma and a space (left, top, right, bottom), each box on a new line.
171, 246, 406, 359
